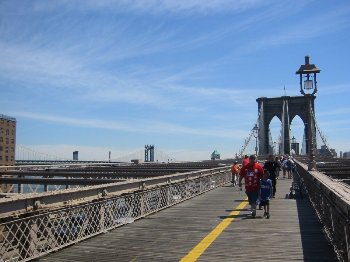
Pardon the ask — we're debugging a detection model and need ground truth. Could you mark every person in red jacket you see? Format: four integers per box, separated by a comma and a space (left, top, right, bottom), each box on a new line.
238, 154, 264, 218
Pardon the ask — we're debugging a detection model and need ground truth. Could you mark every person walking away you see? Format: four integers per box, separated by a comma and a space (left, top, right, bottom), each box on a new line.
281, 155, 288, 179
289, 157, 296, 173
238, 154, 264, 218
263, 155, 279, 197
286, 157, 293, 178
231, 161, 241, 186
259, 171, 273, 219
275, 156, 281, 179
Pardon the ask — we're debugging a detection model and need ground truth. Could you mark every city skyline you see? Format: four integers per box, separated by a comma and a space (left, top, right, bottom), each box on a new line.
1, 1, 350, 161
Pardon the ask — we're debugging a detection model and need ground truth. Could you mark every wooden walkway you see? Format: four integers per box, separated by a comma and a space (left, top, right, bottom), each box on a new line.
39, 176, 338, 261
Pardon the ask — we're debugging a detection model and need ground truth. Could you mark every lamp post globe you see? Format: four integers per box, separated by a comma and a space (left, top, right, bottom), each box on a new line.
296, 55, 320, 170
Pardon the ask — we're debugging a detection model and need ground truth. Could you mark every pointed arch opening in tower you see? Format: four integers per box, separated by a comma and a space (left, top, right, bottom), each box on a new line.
290, 115, 305, 156
269, 116, 282, 155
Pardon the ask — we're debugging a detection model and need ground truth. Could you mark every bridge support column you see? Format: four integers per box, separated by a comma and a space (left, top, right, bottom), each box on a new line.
307, 95, 316, 170
282, 99, 291, 155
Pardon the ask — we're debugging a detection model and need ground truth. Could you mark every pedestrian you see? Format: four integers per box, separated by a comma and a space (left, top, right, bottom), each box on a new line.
289, 157, 296, 173
263, 154, 279, 197
259, 171, 273, 219
238, 154, 264, 218
282, 156, 293, 179
281, 155, 289, 179
242, 154, 249, 167
231, 161, 241, 186
275, 156, 281, 179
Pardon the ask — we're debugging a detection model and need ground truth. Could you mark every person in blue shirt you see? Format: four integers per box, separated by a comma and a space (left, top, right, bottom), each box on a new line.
259, 170, 273, 219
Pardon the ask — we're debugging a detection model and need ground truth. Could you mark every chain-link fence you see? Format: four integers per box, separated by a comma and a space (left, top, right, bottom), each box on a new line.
0, 168, 230, 262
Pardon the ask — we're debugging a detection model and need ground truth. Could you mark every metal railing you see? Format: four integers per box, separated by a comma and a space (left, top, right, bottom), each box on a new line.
295, 161, 350, 262
0, 167, 230, 261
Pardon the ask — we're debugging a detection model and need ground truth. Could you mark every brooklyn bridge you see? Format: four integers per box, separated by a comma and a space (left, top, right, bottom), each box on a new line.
1, 57, 350, 262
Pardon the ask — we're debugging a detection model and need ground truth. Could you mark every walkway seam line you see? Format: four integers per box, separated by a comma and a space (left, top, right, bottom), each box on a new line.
180, 198, 248, 262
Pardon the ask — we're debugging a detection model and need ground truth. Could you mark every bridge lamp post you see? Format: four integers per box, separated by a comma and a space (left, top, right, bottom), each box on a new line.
296, 55, 320, 171
252, 124, 259, 157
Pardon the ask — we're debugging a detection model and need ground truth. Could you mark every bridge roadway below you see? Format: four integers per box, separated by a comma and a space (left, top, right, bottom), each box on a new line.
38, 176, 338, 262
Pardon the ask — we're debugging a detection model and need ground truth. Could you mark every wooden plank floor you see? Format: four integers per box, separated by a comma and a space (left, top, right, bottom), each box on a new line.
39, 176, 338, 262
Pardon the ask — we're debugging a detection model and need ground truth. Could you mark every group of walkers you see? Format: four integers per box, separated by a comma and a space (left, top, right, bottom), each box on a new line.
231, 154, 295, 219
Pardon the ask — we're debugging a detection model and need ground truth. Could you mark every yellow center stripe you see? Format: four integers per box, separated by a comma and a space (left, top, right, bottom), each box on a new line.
180, 198, 248, 262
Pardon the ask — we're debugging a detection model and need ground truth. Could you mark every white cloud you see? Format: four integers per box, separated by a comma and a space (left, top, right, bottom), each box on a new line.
317, 107, 350, 117
234, 5, 350, 56
11, 111, 248, 139
63, 0, 267, 15
0, 39, 267, 114
319, 84, 350, 95
0, 0, 269, 18
2, 0, 349, 160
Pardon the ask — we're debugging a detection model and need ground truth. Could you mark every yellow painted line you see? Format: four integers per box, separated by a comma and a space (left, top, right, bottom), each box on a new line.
180, 198, 249, 262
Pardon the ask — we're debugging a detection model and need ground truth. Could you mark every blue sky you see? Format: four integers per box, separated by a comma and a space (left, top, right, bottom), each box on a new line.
1, 0, 350, 161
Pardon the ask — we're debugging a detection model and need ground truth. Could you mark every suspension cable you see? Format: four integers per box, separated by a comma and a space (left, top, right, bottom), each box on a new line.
310, 107, 334, 156
237, 106, 262, 158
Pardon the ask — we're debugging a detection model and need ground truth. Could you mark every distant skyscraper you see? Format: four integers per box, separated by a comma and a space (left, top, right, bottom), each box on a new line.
301, 134, 307, 155
291, 136, 299, 155
73, 151, 79, 161
0, 114, 16, 166
0, 114, 16, 193
317, 145, 337, 157
343, 152, 350, 158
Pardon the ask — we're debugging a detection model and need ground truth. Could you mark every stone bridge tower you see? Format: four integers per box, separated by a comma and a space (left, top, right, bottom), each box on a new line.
256, 95, 316, 156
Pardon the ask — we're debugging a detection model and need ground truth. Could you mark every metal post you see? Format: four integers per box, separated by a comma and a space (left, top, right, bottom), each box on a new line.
140, 190, 145, 217
344, 224, 350, 262
18, 175, 22, 193
329, 205, 334, 234
308, 95, 316, 170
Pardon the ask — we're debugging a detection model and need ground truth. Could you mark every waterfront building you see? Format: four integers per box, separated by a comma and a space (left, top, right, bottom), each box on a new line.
343, 152, 350, 158
317, 145, 337, 157
0, 114, 16, 166
73, 151, 79, 161
211, 149, 220, 160
0, 114, 16, 193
